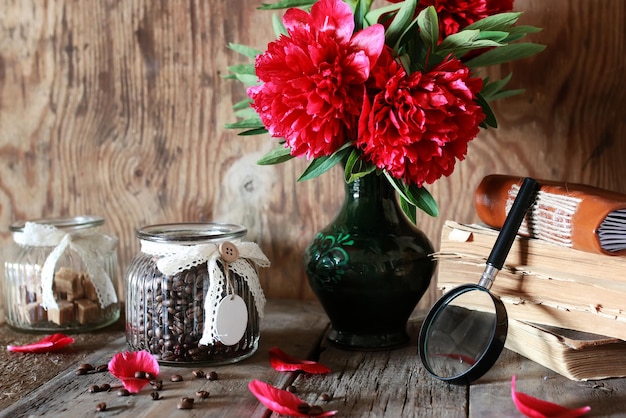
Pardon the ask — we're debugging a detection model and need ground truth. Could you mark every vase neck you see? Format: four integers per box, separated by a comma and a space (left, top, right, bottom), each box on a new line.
343, 173, 395, 203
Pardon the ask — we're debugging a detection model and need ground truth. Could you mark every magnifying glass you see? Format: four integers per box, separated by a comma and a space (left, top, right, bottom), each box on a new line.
418, 177, 539, 385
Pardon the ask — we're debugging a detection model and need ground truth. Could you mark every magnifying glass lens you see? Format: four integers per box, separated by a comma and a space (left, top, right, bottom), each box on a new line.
419, 286, 507, 383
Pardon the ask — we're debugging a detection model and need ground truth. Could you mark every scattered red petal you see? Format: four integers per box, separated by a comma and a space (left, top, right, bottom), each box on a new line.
249, 380, 337, 417
108, 351, 159, 393
6, 333, 74, 353
269, 347, 331, 374
511, 375, 591, 417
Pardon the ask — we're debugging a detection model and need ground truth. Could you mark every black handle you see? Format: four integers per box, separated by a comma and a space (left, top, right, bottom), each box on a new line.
487, 177, 539, 269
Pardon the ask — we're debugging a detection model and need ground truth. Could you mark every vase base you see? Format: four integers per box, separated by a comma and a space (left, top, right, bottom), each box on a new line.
326, 327, 409, 351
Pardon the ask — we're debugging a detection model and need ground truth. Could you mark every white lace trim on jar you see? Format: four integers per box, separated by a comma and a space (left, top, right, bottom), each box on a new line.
141, 239, 270, 346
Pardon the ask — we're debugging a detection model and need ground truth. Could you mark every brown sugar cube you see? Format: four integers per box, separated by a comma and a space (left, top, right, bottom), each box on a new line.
81, 275, 99, 302
20, 302, 47, 324
75, 299, 101, 324
53, 267, 84, 301
48, 301, 76, 325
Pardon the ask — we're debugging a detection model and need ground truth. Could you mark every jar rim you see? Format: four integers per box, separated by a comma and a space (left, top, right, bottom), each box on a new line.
136, 222, 247, 243
9, 215, 104, 232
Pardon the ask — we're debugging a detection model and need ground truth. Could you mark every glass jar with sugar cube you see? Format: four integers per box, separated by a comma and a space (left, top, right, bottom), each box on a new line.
2, 216, 120, 332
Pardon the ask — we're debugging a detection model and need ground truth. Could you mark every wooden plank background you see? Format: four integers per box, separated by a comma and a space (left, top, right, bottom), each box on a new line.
0, 0, 624, 307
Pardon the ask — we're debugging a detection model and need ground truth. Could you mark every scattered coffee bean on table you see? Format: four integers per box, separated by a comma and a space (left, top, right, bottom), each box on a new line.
95, 364, 108, 373
170, 374, 183, 382
192, 370, 205, 378
177, 397, 195, 410
117, 389, 130, 397
96, 402, 107, 412
99, 383, 111, 392
206, 371, 219, 381
196, 390, 210, 399
319, 393, 332, 401
150, 391, 161, 400
87, 385, 100, 393
287, 385, 297, 393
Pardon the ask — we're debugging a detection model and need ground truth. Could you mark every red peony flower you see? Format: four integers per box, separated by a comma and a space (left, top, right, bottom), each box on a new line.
108, 351, 160, 393
357, 55, 485, 188
248, 0, 385, 159
6, 333, 74, 353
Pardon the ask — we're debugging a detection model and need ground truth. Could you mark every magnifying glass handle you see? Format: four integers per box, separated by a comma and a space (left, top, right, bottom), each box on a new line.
478, 177, 539, 289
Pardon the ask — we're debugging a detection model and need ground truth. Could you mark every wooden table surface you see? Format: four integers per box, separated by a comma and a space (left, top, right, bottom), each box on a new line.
1, 299, 625, 417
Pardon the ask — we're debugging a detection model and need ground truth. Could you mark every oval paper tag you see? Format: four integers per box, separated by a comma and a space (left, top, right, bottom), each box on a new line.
215, 294, 248, 346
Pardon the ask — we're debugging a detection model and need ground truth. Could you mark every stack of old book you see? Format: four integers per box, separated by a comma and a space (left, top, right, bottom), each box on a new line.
435, 174, 626, 381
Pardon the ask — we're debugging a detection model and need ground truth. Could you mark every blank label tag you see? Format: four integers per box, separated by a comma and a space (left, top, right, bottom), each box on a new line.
215, 295, 248, 346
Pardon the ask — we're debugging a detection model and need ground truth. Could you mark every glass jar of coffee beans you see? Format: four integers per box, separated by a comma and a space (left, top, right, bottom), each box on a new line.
125, 223, 269, 365
3, 216, 120, 332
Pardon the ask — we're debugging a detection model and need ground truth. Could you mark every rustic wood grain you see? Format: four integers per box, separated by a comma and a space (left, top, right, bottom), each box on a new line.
0, 0, 624, 310
0, 299, 330, 417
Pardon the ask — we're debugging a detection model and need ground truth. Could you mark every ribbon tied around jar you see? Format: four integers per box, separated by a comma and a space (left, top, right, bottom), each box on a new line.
143, 239, 270, 346
14, 222, 119, 311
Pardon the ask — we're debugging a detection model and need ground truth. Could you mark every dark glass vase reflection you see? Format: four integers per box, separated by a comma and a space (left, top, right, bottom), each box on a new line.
304, 171, 435, 350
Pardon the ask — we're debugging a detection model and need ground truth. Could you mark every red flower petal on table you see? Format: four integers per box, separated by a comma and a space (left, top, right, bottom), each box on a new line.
511, 375, 591, 417
269, 347, 332, 374
249, 380, 337, 417
108, 351, 159, 393
7, 333, 74, 353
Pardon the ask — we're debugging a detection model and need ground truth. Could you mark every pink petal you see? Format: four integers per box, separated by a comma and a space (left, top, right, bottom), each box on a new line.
511, 376, 591, 417
248, 380, 337, 417
269, 347, 331, 374
108, 351, 160, 393
6, 333, 74, 353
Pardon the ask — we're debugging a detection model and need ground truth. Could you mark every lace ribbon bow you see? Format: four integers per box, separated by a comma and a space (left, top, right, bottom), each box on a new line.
142, 240, 270, 346
14, 222, 119, 311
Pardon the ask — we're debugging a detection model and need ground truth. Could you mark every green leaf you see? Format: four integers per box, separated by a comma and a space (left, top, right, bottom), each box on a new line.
489, 88, 525, 101
227, 64, 256, 75
465, 42, 546, 68
225, 118, 264, 130
400, 197, 418, 224
239, 128, 269, 136
234, 73, 260, 85
384, 0, 417, 46
476, 93, 498, 128
417, 5, 438, 51
258, 0, 316, 10
481, 73, 513, 101
232, 98, 252, 110
437, 29, 505, 57
464, 12, 522, 31
404, 183, 439, 217
272, 13, 287, 36
228, 43, 261, 59
364, 3, 402, 27
257, 146, 293, 165
298, 147, 352, 182
344, 149, 376, 182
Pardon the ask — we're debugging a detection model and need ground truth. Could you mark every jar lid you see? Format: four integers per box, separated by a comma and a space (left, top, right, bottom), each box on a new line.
137, 223, 247, 244
9, 215, 104, 232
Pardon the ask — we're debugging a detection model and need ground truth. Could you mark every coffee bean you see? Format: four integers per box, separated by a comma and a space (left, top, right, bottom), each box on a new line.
96, 402, 107, 412
75, 368, 88, 376
192, 370, 205, 378
150, 391, 161, 400
135, 371, 147, 379
88, 385, 100, 393
196, 390, 210, 399
297, 402, 311, 414
206, 371, 218, 381
170, 374, 183, 382
177, 397, 194, 410
100, 383, 111, 392
150, 379, 164, 390
117, 388, 130, 396
308, 405, 325, 416
95, 364, 108, 373
319, 393, 332, 401
78, 363, 94, 372
287, 385, 297, 393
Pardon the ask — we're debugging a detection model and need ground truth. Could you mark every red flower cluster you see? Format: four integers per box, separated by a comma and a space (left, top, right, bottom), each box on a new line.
357, 49, 485, 187
249, 0, 488, 187
248, 0, 385, 159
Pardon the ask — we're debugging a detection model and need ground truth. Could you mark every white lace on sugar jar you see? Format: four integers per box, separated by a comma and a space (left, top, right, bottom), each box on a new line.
12, 216, 119, 311
139, 225, 269, 347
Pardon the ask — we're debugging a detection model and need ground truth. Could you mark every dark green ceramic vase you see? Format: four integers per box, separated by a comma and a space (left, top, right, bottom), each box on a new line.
304, 171, 435, 350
